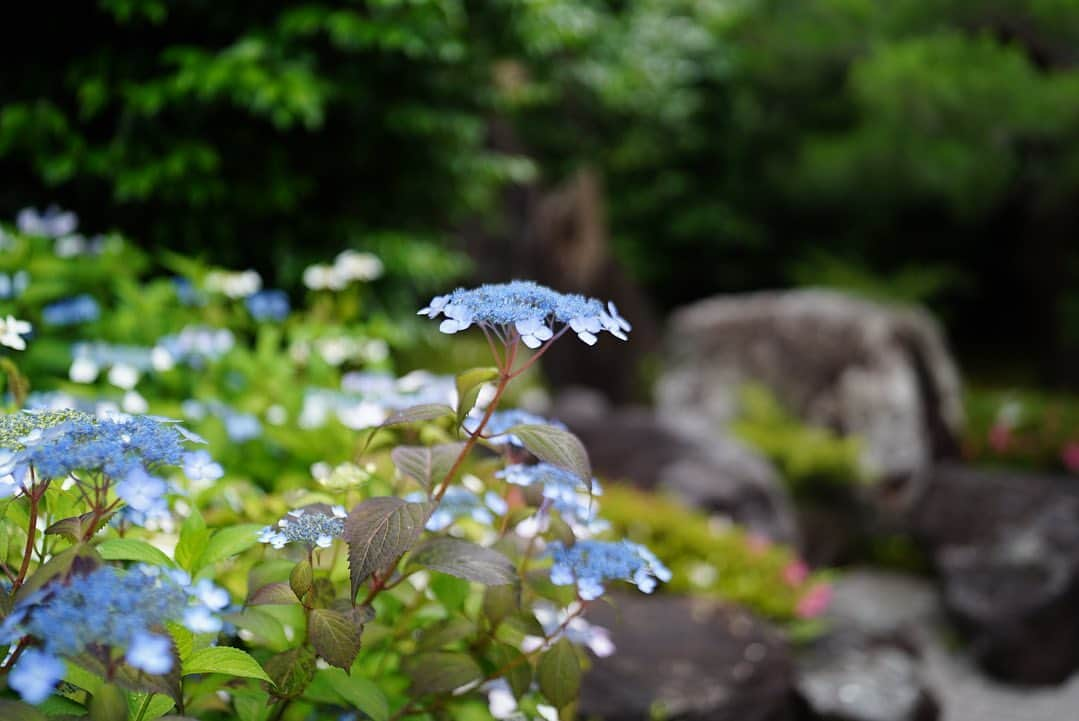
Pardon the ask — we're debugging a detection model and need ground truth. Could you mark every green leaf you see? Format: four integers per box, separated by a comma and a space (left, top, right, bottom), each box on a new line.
507, 424, 592, 487
247, 582, 300, 606
17, 544, 101, 602
45, 510, 116, 542
289, 559, 313, 600
483, 584, 520, 630
309, 607, 366, 670
455, 367, 499, 425
88, 683, 127, 721
488, 643, 531, 700
127, 693, 176, 721
430, 573, 470, 612
223, 609, 289, 651
97, 538, 175, 567
319, 668, 389, 721
174, 511, 210, 573
383, 404, 455, 426
73, 649, 181, 701
263, 646, 316, 700
193, 524, 263, 572
410, 537, 516, 585
0, 699, 47, 721
416, 617, 475, 651
403, 652, 483, 696
391, 442, 466, 490
345, 497, 432, 600
183, 647, 272, 683
537, 638, 581, 709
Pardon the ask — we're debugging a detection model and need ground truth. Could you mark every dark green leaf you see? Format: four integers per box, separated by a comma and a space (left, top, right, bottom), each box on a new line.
391, 442, 466, 490
410, 537, 516, 585
309, 607, 366, 670
483, 584, 520, 630
16, 544, 101, 603
0, 699, 47, 721
264, 646, 317, 700
488, 643, 532, 700
455, 367, 499, 425
248, 582, 300, 606
345, 497, 432, 600
537, 638, 581, 709
403, 652, 483, 696
416, 617, 475, 651
507, 424, 591, 487
319, 668, 389, 721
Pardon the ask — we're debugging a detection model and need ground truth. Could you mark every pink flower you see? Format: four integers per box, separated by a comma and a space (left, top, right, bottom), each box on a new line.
1062, 442, 1079, 473
782, 560, 809, 587
988, 424, 1012, 453
796, 583, 832, 619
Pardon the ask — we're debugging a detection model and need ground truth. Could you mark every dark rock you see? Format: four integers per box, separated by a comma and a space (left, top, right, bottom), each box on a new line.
551, 389, 800, 546
825, 568, 940, 638
657, 290, 963, 488
795, 631, 940, 721
908, 463, 1079, 684
580, 594, 800, 721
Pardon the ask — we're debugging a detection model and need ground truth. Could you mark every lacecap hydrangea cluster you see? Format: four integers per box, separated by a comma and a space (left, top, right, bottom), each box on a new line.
0, 410, 217, 522
547, 540, 672, 601
497, 462, 606, 534
258, 505, 348, 549
464, 409, 566, 446
3, 564, 228, 703
418, 281, 631, 347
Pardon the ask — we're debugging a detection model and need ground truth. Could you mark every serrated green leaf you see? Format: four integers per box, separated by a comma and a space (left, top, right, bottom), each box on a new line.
507, 424, 591, 487
264, 646, 316, 700
455, 367, 499, 425
537, 638, 580, 709
88, 683, 127, 721
345, 497, 432, 600
309, 607, 366, 670
403, 652, 483, 696
193, 524, 263, 572
97, 538, 175, 567
183, 647, 272, 683
391, 442, 466, 490
410, 537, 516, 585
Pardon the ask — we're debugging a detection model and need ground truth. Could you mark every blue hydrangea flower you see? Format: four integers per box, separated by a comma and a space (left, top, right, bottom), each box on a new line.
0, 270, 30, 300
418, 281, 631, 347
114, 467, 168, 511
17, 206, 78, 238
464, 410, 567, 447
42, 294, 100, 326
246, 289, 291, 322
546, 540, 672, 600
409, 487, 502, 531
183, 450, 224, 481
9, 648, 65, 703
258, 505, 347, 549
1, 564, 225, 689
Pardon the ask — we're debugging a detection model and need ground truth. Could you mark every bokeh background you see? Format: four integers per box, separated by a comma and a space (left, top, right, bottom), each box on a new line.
4, 2, 1079, 720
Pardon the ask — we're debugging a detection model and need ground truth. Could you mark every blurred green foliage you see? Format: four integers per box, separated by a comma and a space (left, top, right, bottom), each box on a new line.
964, 386, 1079, 474
601, 484, 831, 629
4, 0, 1079, 376
731, 385, 866, 494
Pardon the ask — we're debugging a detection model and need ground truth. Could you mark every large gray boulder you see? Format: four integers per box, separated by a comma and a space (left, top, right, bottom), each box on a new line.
580, 594, 799, 721
657, 290, 963, 486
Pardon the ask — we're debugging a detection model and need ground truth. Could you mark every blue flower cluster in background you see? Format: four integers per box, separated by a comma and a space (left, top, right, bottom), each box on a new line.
465, 410, 566, 446
42, 294, 100, 326
0, 270, 29, 300
245, 289, 291, 321
547, 540, 672, 600
2, 564, 227, 702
